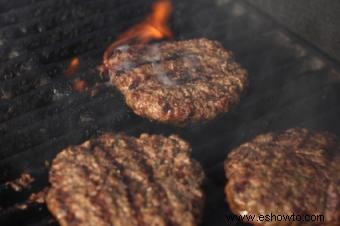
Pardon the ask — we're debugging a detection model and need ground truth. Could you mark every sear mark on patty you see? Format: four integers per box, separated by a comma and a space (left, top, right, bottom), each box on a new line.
47, 133, 205, 226
224, 128, 340, 226
104, 38, 248, 124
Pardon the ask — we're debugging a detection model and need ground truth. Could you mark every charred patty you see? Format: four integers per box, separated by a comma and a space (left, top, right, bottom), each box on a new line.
47, 133, 205, 226
224, 128, 340, 226
103, 38, 248, 124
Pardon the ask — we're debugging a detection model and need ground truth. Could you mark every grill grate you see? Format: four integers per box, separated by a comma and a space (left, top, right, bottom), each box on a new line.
0, 0, 340, 225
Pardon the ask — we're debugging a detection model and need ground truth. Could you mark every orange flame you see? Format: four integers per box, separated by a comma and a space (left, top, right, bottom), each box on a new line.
103, 0, 173, 64
65, 57, 80, 76
72, 79, 87, 92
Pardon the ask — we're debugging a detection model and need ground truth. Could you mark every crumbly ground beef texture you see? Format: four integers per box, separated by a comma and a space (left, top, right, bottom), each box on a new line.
47, 133, 205, 226
104, 38, 248, 124
225, 128, 340, 226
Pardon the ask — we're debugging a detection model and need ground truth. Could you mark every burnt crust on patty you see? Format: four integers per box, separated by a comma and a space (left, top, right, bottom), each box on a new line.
103, 38, 248, 124
46, 133, 205, 226
224, 128, 340, 226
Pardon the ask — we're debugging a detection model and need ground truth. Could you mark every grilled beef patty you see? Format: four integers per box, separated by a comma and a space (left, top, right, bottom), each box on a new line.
47, 133, 205, 226
103, 38, 248, 124
224, 128, 340, 226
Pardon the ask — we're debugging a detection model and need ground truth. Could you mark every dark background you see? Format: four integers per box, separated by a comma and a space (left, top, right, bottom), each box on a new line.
246, 0, 340, 63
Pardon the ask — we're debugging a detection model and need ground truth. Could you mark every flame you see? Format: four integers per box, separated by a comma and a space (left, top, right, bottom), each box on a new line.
65, 57, 80, 76
103, 0, 173, 64
73, 79, 87, 92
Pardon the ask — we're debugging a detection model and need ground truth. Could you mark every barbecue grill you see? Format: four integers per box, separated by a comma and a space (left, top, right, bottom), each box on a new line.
0, 0, 339, 225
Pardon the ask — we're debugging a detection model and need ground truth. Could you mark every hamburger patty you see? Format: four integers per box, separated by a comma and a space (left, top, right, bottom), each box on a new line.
46, 133, 205, 226
224, 128, 340, 226
103, 38, 248, 124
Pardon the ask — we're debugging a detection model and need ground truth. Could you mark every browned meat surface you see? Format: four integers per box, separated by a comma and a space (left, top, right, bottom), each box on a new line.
224, 128, 340, 226
104, 38, 248, 124
15, 188, 49, 210
5, 173, 34, 192
47, 133, 205, 226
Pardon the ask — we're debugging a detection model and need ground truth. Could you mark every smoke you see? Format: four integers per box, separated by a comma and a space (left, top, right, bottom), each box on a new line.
149, 45, 177, 86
